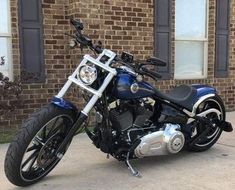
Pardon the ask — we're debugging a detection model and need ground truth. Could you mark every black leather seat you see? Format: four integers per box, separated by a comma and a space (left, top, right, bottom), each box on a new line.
155, 85, 198, 111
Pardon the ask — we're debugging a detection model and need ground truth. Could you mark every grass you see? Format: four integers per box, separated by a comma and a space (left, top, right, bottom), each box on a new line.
0, 130, 16, 144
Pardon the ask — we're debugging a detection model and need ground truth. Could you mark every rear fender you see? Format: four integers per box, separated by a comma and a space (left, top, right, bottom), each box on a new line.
190, 84, 217, 115
192, 84, 217, 98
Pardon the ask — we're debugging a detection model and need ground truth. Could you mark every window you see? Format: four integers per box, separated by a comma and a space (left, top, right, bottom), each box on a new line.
175, 0, 208, 79
0, 0, 12, 79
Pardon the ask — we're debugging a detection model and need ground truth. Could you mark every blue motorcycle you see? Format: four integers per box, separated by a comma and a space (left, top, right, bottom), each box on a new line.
4, 19, 233, 186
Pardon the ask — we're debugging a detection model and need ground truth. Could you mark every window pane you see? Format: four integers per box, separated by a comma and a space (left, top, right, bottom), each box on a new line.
0, 0, 9, 33
176, 0, 207, 39
175, 41, 204, 78
0, 37, 9, 72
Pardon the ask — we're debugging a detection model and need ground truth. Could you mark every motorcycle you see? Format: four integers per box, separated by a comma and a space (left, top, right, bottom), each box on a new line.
4, 19, 233, 186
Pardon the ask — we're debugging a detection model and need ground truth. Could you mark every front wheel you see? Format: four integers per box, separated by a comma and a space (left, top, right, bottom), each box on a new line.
188, 94, 225, 152
4, 104, 76, 186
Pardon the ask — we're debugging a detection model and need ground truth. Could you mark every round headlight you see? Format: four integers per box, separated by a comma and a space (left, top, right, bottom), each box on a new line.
78, 64, 97, 85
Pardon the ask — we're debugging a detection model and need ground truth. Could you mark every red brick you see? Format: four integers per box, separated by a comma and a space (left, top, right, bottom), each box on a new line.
43, 0, 55, 4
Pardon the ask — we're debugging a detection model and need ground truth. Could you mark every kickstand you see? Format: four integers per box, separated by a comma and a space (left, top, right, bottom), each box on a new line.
125, 152, 142, 178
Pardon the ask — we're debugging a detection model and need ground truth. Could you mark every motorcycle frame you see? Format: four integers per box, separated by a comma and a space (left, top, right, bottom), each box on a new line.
52, 49, 223, 157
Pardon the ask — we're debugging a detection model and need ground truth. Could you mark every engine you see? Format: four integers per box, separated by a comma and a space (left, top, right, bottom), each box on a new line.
93, 100, 185, 160
134, 124, 185, 157
109, 100, 153, 132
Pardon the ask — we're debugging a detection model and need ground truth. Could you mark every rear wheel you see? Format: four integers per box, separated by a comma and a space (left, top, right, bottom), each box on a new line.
4, 104, 76, 186
188, 95, 225, 152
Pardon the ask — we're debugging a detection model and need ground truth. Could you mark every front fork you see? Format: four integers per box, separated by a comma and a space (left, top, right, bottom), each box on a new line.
54, 51, 117, 157
54, 72, 115, 158
56, 112, 88, 159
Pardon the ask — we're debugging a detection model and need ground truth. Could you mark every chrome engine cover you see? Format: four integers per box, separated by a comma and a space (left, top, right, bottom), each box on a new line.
134, 124, 185, 158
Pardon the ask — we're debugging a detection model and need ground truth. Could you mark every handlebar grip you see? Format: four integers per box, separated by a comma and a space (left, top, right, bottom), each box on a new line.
141, 67, 162, 79
70, 18, 84, 31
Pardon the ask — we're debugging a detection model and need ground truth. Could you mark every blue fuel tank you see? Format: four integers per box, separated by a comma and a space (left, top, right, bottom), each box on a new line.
113, 70, 155, 100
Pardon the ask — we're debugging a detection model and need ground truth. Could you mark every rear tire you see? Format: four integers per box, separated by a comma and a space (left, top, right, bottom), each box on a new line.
4, 104, 76, 186
187, 95, 225, 152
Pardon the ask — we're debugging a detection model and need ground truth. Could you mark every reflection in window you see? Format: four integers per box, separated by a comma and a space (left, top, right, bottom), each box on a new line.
175, 0, 208, 79
0, 0, 12, 78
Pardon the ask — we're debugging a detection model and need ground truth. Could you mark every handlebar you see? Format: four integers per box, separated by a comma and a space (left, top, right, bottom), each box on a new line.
146, 57, 166, 67
70, 18, 84, 31
113, 57, 162, 80
69, 18, 164, 80
140, 67, 162, 79
69, 18, 103, 54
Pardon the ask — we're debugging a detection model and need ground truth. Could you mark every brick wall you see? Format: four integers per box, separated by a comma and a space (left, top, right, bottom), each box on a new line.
0, 0, 235, 135
66, 0, 235, 109
0, 0, 71, 136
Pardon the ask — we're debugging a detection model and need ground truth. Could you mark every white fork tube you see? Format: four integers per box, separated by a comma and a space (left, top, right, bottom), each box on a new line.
56, 80, 73, 98
81, 95, 99, 115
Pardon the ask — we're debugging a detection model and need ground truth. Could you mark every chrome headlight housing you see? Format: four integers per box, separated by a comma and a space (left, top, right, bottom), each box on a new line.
78, 64, 97, 85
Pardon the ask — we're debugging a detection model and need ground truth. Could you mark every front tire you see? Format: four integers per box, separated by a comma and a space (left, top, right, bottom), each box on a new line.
4, 104, 76, 186
188, 95, 225, 152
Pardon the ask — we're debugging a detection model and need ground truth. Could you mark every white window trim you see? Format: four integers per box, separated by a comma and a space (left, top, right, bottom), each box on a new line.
0, 0, 13, 80
174, 0, 209, 80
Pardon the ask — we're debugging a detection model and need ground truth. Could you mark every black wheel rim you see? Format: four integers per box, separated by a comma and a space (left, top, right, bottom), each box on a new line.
194, 98, 224, 147
20, 114, 73, 181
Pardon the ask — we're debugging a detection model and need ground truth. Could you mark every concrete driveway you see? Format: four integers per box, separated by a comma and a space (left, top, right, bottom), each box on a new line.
0, 112, 235, 190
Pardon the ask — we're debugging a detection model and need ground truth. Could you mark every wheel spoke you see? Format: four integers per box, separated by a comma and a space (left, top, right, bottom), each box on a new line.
207, 128, 219, 139
47, 117, 60, 135
27, 144, 40, 152
40, 118, 62, 142
47, 119, 64, 137
34, 136, 45, 146
202, 102, 209, 111
26, 154, 38, 172
42, 126, 47, 141
22, 150, 39, 169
